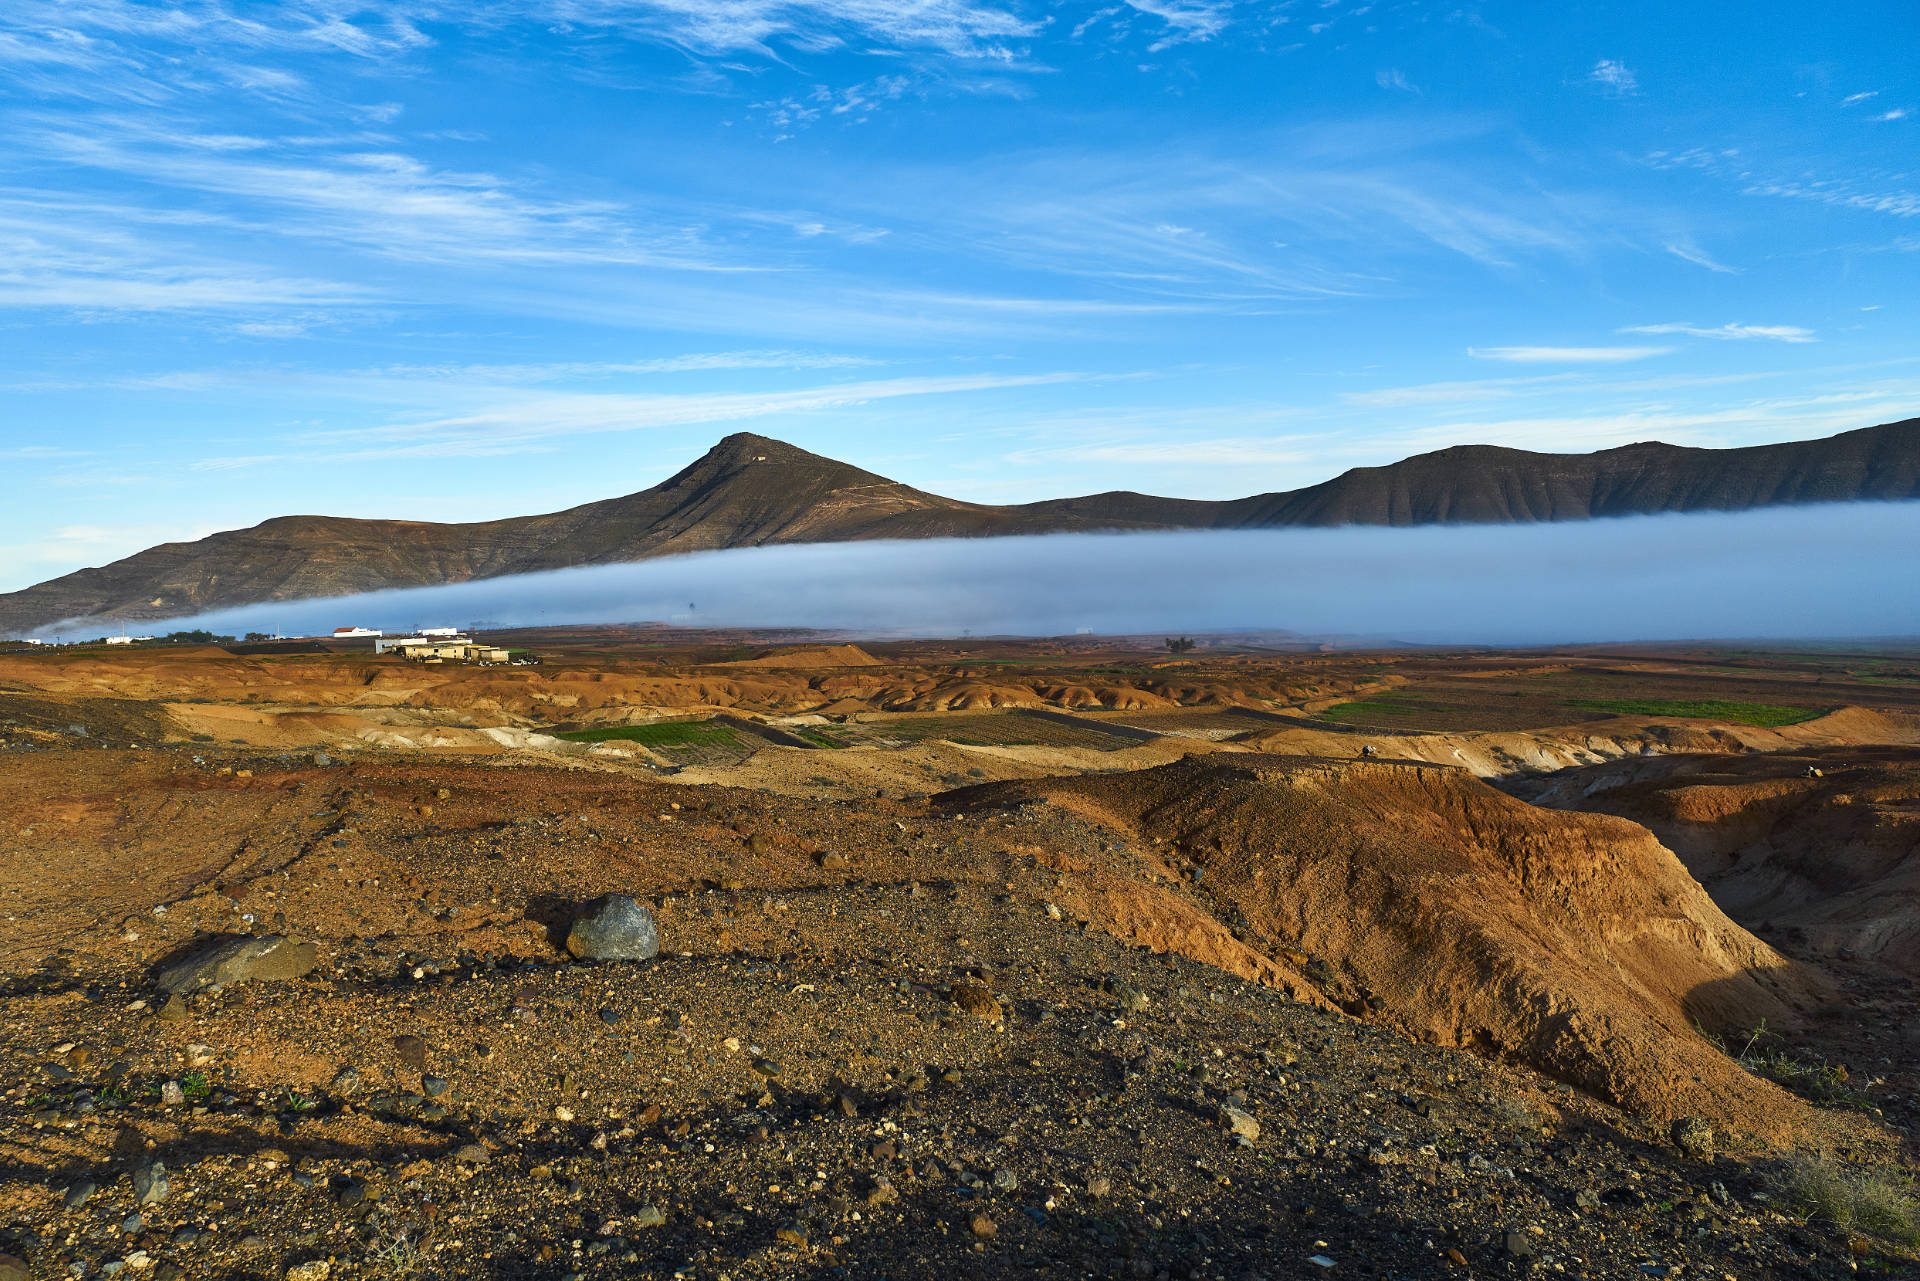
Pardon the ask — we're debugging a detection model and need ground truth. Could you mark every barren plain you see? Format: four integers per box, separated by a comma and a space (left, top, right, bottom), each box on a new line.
1, 632, 1918, 1281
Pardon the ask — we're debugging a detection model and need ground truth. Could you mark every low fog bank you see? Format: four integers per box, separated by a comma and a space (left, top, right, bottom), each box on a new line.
91, 502, 1920, 645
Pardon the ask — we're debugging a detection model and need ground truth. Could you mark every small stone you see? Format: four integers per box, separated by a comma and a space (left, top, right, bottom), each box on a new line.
1218, 1105, 1260, 1143
454, 1143, 491, 1165
131, 1161, 169, 1206
421, 1075, 449, 1098
0, 1254, 27, 1281
284, 1261, 332, 1281
817, 851, 849, 871
554, 1105, 575, 1122
632, 1205, 665, 1228
1085, 1174, 1111, 1198
64, 1179, 98, 1208
331, 1066, 362, 1095
336, 1181, 366, 1208
1111, 983, 1150, 1012
1503, 1229, 1536, 1259
990, 1168, 1019, 1193
311, 752, 330, 767
776, 1226, 808, 1246
969, 1213, 997, 1239
392, 1035, 428, 1069
564, 894, 661, 962
1308, 1256, 1336, 1269
1670, 1116, 1714, 1160
160, 1080, 185, 1107
154, 995, 189, 1025
949, 982, 999, 1021
154, 933, 317, 996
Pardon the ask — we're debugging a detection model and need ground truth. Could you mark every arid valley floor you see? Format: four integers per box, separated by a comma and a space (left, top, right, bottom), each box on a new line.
2, 632, 1919, 1281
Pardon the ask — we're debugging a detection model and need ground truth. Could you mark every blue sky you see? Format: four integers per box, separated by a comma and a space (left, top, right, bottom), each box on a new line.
3, 0, 1917, 592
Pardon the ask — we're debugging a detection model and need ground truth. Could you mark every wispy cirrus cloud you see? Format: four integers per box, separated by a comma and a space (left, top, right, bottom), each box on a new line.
1587, 58, 1637, 95
1469, 345, 1670, 364
1620, 322, 1816, 343
1664, 241, 1737, 273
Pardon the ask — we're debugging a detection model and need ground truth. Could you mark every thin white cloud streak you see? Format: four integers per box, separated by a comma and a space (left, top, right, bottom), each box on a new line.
1621, 322, 1815, 343
1664, 242, 1737, 273
1469, 346, 1671, 364
108, 504, 1920, 646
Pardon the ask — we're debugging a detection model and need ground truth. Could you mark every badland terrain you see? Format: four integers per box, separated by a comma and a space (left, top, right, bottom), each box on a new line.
1, 632, 1918, 1280
4, 417, 1918, 635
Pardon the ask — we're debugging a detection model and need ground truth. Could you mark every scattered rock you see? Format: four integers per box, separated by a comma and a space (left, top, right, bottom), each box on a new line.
633, 1205, 665, 1228
949, 981, 999, 1020
1670, 1116, 1715, 1161
153, 995, 189, 1024
970, 1213, 997, 1239
392, 1035, 428, 1070
1218, 1104, 1260, 1143
154, 934, 317, 996
63, 1179, 98, 1209
421, 1075, 449, 1098
131, 1161, 169, 1206
564, 895, 661, 962
1503, 1229, 1536, 1259
817, 851, 850, 871
284, 1261, 331, 1281
454, 1144, 491, 1165
160, 1080, 185, 1106
1085, 1174, 1112, 1198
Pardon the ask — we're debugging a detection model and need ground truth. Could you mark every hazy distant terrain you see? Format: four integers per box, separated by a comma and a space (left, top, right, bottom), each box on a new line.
4, 418, 1916, 634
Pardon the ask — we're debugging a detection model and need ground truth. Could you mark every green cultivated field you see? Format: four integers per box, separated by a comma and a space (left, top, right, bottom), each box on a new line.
1563, 698, 1827, 728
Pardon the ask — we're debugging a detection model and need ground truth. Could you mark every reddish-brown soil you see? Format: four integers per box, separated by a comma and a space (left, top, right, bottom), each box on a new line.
0, 637, 1916, 1279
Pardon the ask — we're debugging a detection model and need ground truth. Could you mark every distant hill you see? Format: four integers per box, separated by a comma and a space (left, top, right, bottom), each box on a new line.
5, 418, 1917, 634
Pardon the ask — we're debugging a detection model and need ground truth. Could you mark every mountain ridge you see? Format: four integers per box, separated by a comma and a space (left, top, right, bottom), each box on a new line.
5, 417, 1917, 633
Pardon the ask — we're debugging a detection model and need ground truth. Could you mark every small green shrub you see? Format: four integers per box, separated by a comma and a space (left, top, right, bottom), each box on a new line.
1775, 1153, 1920, 1248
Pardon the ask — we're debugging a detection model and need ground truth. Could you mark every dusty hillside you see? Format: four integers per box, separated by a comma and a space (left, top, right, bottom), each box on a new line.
7, 417, 1917, 633
947, 754, 1831, 1137
1514, 745, 1920, 974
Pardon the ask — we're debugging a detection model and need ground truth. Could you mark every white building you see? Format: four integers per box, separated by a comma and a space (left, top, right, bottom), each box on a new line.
416, 626, 462, 638
331, 626, 383, 638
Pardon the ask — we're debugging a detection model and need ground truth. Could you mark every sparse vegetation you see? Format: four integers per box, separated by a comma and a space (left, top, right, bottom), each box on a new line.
1722, 1021, 1872, 1108
1774, 1153, 1920, 1248
1165, 637, 1196, 654
1564, 698, 1826, 727
553, 721, 740, 748
362, 1227, 429, 1279
794, 729, 849, 749
1316, 692, 1425, 723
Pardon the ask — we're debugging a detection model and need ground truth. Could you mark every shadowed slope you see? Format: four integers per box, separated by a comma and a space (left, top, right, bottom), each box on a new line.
946, 753, 1832, 1137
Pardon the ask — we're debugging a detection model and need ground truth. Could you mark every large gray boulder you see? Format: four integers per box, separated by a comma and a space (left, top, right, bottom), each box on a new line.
154, 933, 318, 996
564, 895, 660, 962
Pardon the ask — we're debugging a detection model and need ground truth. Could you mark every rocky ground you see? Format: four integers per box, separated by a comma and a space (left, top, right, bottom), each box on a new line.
0, 643, 1916, 1280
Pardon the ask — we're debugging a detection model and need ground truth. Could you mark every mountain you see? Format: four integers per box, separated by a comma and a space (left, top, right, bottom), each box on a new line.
5, 418, 1917, 633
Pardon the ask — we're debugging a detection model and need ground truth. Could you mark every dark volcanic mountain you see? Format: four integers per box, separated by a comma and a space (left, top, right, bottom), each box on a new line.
5, 417, 1917, 632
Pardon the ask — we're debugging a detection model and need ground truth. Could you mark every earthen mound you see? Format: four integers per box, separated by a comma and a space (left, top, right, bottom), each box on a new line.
947, 753, 1829, 1136
1515, 745, 1920, 974
714, 643, 883, 668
